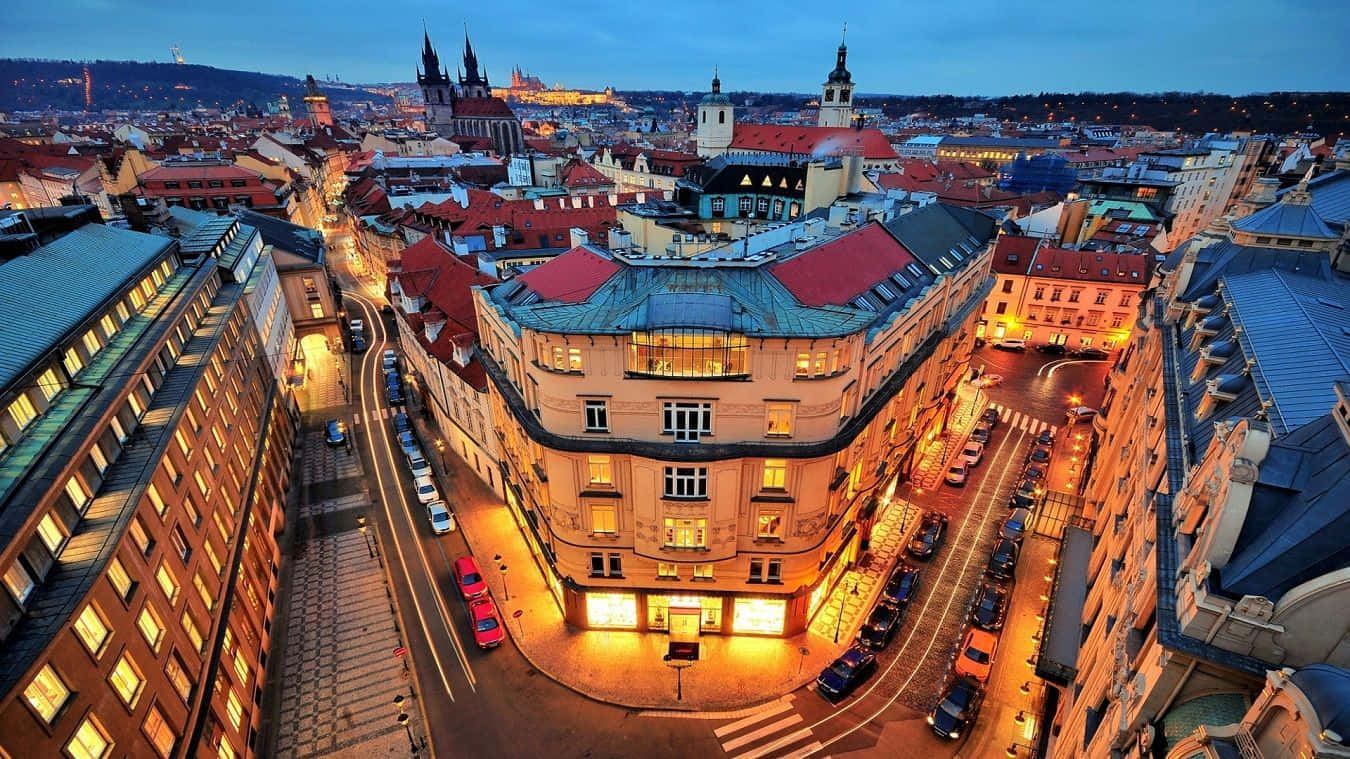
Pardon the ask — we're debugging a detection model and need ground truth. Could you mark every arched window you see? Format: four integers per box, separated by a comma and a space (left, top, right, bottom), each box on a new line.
718, 111, 725, 124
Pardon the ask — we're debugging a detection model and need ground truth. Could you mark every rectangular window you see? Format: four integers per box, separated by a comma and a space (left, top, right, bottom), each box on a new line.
663, 467, 708, 499
693, 564, 714, 580
583, 400, 608, 431
767, 559, 783, 583
155, 562, 180, 603
589, 553, 605, 576
147, 484, 168, 518
608, 553, 623, 577
193, 471, 210, 498
590, 504, 617, 534
37, 368, 63, 401
65, 476, 92, 512
761, 459, 787, 490
794, 352, 810, 377
170, 526, 190, 563
8, 393, 38, 430
309, 302, 324, 319
36, 513, 66, 555
757, 511, 784, 538
165, 652, 193, 701
107, 556, 135, 600
24, 664, 71, 724
89, 443, 109, 474
662, 401, 712, 442
203, 539, 223, 577
567, 348, 583, 372
67, 715, 112, 759
181, 610, 204, 652
1095, 291, 1109, 305
1119, 293, 1133, 307
657, 562, 678, 579
663, 517, 707, 547
130, 515, 154, 555
109, 653, 145, 707
137, 604, 166, 652
73, 604, 110, 656
4, 560, 35, 605
193, 571, 214, 611
143, 703, 177, 758
748, 558, 763, 581
82, 329, 103, 357
1001, 279, 1014, 293
225, 689, 244, 731
765, 402, 793, 436
1111, 314, 1126, 328
586, 455, 613, 485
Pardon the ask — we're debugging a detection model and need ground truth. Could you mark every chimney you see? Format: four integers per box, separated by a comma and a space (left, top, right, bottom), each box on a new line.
569, 227, 589, 248
843, 154, 863, 196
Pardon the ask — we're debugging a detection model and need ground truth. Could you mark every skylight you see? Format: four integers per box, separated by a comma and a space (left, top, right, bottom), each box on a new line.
873, 283, 896, 303
852, 295, 877, 311
905, 263, 924, 279
891, 272, 912, 289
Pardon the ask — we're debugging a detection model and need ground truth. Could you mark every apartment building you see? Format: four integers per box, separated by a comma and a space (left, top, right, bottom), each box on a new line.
0, 209, 297, 759
473, 203, 996, 637
984, 235, 1149, 350
1038, 172, 1350, 759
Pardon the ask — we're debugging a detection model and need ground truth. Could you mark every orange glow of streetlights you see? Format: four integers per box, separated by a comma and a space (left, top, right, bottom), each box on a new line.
1068, 394, 1082, 406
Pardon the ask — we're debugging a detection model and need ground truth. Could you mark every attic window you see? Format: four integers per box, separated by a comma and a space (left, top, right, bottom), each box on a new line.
873, 283, 896, 303
1102, 268, 1110, 276
1035, 264, 1044, 271
851, 295, 876, 311
905, 263, 924, 279
949, 247, 964, 261
1006, 254, 1019, 263
891, 272, 912, 289
1131, 271, 1139, 278
939, 256, 954, 268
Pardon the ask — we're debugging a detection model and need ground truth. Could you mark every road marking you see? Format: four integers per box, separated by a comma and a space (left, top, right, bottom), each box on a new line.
1046, 358, 1107, 378
1049, 425, 1058, 437
778, 744, 824, 759
714, 699, 797, 737
731, 728, 815, 759
721, 715, 805, 752
641, 694, 796, 721
352, 413, 362, 426
999, 405, 1011, 422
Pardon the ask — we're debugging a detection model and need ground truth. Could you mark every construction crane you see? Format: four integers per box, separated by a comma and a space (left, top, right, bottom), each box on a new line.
170, 44, 185, 65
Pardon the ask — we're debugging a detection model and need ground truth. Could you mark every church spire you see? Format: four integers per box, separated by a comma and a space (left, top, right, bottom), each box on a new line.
711, 65, 720, 94
418, 24, 449, 86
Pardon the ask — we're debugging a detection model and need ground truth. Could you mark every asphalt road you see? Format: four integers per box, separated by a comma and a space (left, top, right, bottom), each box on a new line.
970, 345, 1111, 426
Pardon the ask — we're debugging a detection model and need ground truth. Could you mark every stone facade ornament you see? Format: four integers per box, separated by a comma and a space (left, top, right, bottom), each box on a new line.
1229, 457, 1259, 485
1235, 594, 1275, 622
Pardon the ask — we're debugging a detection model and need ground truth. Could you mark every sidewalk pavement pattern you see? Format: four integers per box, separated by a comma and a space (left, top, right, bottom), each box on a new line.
404, 379, 981, 711
271, 347, 426, 758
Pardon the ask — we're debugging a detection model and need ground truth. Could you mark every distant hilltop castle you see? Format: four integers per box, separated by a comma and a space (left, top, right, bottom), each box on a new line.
492, 64, 615, 107
509, 66, 545, 91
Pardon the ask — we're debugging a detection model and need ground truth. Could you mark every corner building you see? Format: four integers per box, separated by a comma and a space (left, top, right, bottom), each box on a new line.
0, 210, 296, 758
474, 204, 996, 636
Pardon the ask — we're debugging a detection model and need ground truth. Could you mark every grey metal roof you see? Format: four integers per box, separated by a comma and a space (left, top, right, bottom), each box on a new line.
644, 292, 734, 330
1178, 238, 1333, 302
1280, 169, 1350, 228
882, 202, 996, 275
235, 209, 325, 264
1288, 665, 1350, 743
0, 224, 171, 391
1230, 199, 1336, 239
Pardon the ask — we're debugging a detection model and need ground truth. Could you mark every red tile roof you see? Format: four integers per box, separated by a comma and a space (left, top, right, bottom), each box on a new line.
770, 223, 918, 307
394, 236, 499, 389
1028, 246, 1150, 284
140, 163, 264, 181
992, 235, 1041, 275
514, 246, 620, 303
452, 97, 517, 118
561, 159, 613, 188
731, 124, 898, 160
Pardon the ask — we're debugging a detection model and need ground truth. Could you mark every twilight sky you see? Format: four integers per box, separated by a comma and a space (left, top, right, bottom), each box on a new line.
5, 0, 1348, 95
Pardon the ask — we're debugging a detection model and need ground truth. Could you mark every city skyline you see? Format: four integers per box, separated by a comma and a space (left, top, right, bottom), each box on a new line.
7, 0, 1350, 95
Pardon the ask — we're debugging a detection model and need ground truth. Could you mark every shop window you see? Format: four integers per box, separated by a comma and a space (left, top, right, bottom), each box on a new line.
585, 592, 637, 628
732, 598, 786, 635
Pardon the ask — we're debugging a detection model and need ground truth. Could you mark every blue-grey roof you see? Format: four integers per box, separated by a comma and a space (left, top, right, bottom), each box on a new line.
1288, 665, 1350, 744
1177, 238, 1334, 302
645, 292, 733, 330
883, 202, 996, 276
1230, 199, 1336, 239
1280, 169, 1350, 228
0, 224, 171, 391
236, 209, 325, 264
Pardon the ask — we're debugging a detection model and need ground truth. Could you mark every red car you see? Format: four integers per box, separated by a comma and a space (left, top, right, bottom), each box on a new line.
469, 597, 505, 649
453, 556, 487, 599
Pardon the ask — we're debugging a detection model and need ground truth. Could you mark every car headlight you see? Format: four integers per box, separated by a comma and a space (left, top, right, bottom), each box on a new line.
925, 715, 935, 725
948, 731, 960, 739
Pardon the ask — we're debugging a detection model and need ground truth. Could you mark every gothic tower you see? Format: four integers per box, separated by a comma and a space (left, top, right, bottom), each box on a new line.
459, 29, 491, 99
696, 68, 734, 158
302, 74, 333, 128
817, 27, 854, 128
417, 27, 455, 134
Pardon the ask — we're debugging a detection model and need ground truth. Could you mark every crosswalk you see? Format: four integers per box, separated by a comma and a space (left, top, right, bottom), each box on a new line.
351, 407, 396, 427
987, 403, 1057, 437
713, 696, 822, 758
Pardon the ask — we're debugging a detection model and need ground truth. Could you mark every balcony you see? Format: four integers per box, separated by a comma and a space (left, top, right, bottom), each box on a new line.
626, 328, 749, 380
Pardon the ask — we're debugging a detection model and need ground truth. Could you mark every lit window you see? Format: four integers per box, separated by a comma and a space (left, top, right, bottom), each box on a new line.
107, 556, 135, 600
165, 652, 193, 702
567, 348, 583, 372
73, 604, 110, 657
193, 471, 210, 498
156, 562, 180, 603
587, 455, 612, 485
66, 714, 113, 759
65, 476, 92, 512
663, 517, 707, 548
181, 610, 205, 652
129, 515, 154, 555
193, 571, 214, 611
36, 368, 63, 402
590, 504, 617, 534
217, 737, 237, 759
765, 402, 793, 437
794, 352, 810, 377
663, 467, 708, 499
137, 604, 166, 652
147, 484, 168, 517
63, 346, 85, 376
233, 648, 250, 686
36, 513, 66, 554
89, 443, 109, 474
175, 429, 191, 457
757, 512, 784, 539
82, 329, 103, 357
23, 664, 71, 723
3, 560, 34, 607
203, 539, 223, 577
309, 302, 324, 319
142, 703, 177, 758
108, 653, 144, 707
225, 689, 244, 731
761, 459, 787, 490
657, 563, 678, 578
693, 564, 714, 579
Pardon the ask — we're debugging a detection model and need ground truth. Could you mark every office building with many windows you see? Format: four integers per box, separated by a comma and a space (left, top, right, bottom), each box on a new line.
474, 203, 996, 636
0, 208, 297, 758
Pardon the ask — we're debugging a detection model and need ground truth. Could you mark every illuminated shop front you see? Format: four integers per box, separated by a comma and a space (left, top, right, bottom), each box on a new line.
808, 528, 859, 622
585, 592, 638, 629
732, 598, 787, 635
647, 595, 723, 633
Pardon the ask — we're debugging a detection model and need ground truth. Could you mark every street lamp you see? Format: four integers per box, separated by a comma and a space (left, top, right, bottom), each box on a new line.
833, 581, 861, 644
357, 515, 374, 558
662, 654, 693, 701
396, 712, 417, 754
499, 564, 510, 602
434, 439, 448, 472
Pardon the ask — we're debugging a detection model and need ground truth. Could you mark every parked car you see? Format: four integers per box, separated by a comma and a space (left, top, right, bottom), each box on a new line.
325, 419, 347, 446
945, 462, 968, 487
349, 318, 365, 336
879, 564, 922, 609
980, 408, 1000, 427
1065, 406, 1098, 423
970, 423, 993, 445
386, 377, 404, 405
381, 303, 394, 315
1035, 429, 1055, 448
407, 453, 432, 480
928, 675, 984, 740
1001, 508, 1032, 543
987, 538, 1021, 580
907, 512, 949, 560
1014, 478, 1042, 500
973, 373, 1003, 388
453, 556, 488, 599
992, 338, 1027, 352
858, 604, 904, 650
954, 627, 998, 682
816, 646, 877, 701
1075, 346, 1110, 360
398, 430, 420, 458
351, 335, 368, 354
1036, 343, 1068, 355
1008, 491, 1037, 510
426, 500, 455, 534
382, 349, 399, 373
961, 441, 985, 467
1027, 445, 1052, 464
393, 412, 411, 435
468, 597, 505, 649
970, 583, 1009, 631
414, 474, 440, 504
1023, 464, 1047, 480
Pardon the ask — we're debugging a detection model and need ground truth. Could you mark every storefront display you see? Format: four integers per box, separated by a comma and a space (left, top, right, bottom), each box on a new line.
732, 597, 787, 635
586, 592, 637, 629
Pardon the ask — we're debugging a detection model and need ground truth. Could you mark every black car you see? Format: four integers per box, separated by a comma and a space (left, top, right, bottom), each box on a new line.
928, 676, 984, 740
906, 512, 949, 560
1027, 445, 1052, 464
980, 408, 1000, 427
1036, 343, 1069, 355
1008, 491, 1037, 510
385, 377, 404, 405
381, 303, 394, 315
816, 646, 877, 701
1023, 464, 1047, 480
1075, 347, 1110, 360
857, 604, 904, 650
970, 583, 1009, 631
970, 423, 992, 445
1001, 507, 1032, 543
987, 538, 1020, 580
879, 564, 921, 609
1035, 429, 1055, 448
392, 412, 411, 435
